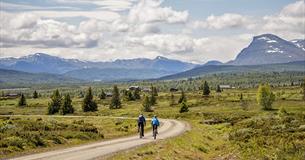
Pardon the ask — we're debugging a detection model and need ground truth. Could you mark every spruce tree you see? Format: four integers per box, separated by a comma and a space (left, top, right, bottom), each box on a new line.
142, 95, 153, 112
33, 90, 38, 99
99, 90, 106, 99
150, 85, 157, 105
179, 102, 189, 113
178, 90, 186, 103
216, 85, 221, 93
301, 79, 305, 101
60, 94, 74, 115
153, 86, 158, 96
170, 93, 175, 106
18, 94, 26, 107
110, 85, 121, 109
203, 81, 210, 96
133, 88, 141, 100
82, 87, 98, 112
257, 84, 275, 110
48, 89, 62, 114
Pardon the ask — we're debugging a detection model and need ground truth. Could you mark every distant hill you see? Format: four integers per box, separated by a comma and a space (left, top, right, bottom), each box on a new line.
204, 60, 223, 66
228, 34, 305, 65
159, 61, 305, 80
0, 69, 82, 84
64, 68, 172, 81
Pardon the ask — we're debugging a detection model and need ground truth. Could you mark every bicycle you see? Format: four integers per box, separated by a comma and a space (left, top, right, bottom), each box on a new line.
152, 125, 158, 139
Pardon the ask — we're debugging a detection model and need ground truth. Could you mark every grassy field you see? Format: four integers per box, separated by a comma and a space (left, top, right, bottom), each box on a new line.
0, 85, 304, 159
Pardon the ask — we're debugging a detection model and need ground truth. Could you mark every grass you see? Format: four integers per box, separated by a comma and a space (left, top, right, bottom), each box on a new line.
0, 116, 150, 159
0, 85, 304, 159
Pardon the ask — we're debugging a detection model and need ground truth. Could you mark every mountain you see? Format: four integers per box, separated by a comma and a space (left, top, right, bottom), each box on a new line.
291, 39, 305, 51
0, 53, 86, 74
204, 60, 223, 66
228, 34, 305, 65
0, 53, 195, 77
159, 61, 305, 80
0, 69, 82, 85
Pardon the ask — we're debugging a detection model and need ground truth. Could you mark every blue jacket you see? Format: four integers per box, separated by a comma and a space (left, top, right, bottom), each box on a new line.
151, 117, 160, 126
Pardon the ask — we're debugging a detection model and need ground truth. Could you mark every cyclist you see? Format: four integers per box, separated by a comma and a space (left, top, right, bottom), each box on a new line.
138, 114, 146, 138
151, 115, 160, 136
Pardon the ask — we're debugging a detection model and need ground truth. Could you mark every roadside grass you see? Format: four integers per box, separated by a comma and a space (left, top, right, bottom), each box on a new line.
0, 86, 304, 159
0, 116, 150, 159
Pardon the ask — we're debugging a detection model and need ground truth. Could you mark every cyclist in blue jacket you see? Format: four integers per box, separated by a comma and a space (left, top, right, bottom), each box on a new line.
151, 115, 160, 135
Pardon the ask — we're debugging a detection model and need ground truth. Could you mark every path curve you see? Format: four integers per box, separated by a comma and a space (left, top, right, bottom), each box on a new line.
8, 116, 189, 160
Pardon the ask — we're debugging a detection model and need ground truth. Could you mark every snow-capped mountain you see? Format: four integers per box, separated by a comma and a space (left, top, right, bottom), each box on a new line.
0, 53, 195, 80
291, 39, 305, 51
229, 34, 305, 65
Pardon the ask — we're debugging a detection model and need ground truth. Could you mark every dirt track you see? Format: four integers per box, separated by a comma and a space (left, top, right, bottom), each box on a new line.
8, 116, 189, 160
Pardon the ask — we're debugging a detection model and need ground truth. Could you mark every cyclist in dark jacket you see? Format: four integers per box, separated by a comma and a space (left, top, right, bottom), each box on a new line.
138, 114, 146, 137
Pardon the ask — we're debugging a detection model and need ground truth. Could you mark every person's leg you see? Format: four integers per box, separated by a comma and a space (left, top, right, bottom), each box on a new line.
141, 123, 144, 136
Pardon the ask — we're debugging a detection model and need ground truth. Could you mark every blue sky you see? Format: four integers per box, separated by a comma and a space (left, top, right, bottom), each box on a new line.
0, 0, 304, 63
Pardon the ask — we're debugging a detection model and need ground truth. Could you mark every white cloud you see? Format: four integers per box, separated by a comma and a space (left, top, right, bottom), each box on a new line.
1, 12, 99, 48
128, 0, 188, 24
258, 0, 305, 40
127, 34, 195, 53
192, 13, 253, 30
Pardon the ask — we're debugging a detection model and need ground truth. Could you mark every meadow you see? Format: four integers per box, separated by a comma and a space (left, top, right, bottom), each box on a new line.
0, 83, 304, 159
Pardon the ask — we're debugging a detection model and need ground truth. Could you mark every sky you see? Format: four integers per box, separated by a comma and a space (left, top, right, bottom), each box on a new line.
0, 0, 304, 63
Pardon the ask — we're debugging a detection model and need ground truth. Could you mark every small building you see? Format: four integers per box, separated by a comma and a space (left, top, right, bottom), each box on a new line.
128, 86, 140, 91
219, 85, 233, 89
170, 88, 179, 92
5, 93, 19, 98
105, 92, 113, 97
142, 88, 151, 93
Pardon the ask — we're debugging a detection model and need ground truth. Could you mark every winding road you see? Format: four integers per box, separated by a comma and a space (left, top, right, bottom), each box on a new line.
8, 117, 189, 160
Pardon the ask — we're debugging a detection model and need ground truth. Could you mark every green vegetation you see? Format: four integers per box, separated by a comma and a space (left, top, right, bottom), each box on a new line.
0, 116, 148, 158
33, 90, 38, 99
18, 94, 26, 107
110, 85, 121, 109
178, 90, 186, 103
142, 95, 153, 112
203, 81, 210, 96
60, 94, 74, 115
82, 87, 98, 112
0, 72, 304, 159
179, 102, 189, 113
47, 89, 62, 114
257, 83, 275, 110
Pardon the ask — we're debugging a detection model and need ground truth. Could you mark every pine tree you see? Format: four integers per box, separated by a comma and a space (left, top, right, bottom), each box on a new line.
60, 94, 74, 115
142, 95, 153, 112
18, 94, 26, 107
99, 90, 106, 99
179, 102, 189, 113
257, 83, 275, 110
133, 88, 141, 100
33, 90, 38, 99
240, 93, 243, 101
203, 81, 210, 96
301, 79, 305, 101
82, 87, 98, 112
150, 85, 157, 105
126, 90, 135, 101
178, 90, 186, 103
216, 85, 221, 93
152, 86, 158, 96
170, 93, 175, 106
48, 89, 62, 114
110, 85, 121, 109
